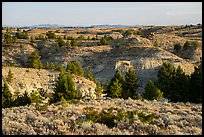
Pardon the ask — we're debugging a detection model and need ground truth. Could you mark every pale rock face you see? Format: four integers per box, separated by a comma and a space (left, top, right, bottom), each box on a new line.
115, 60, 134, 75
2, 67, 97, 99
72, 75, 97, 99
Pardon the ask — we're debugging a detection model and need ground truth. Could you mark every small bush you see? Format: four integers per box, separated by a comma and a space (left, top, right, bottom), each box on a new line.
134, 93, 143, 100
7, 69, 14, 83
183, 41, 190, 50
12, 91, 31, 107
60, 96, 67, 107
138, 112, 156, 123
83, 107, 154, 128
27, 51, 42, 69
174, 44, 182, 51
30, 90, 42, 107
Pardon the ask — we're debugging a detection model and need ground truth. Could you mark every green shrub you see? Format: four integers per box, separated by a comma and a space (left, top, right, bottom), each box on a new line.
95, 81, 103, 98
123, 30, 132, 37
37, 104, 48, 112
84, 107, 154, 128
66, 61, 84, 76
138, 112, 156, 123
192, 41, 199, 48
183, 41, 190, 50
27, 51, 42, 69
2, 80, 13, 108
30, 90, 42, 107
57, 37, 66, 47
30, 36, 35, 43
71, 39, 78, 47
46, 31, 56, 39
154, 40, 159, 47
134, 93, 143, 100
7, 69, 14, 84
15, 31, 29, 39
86, 67, 95, 81
55, 43, 59, 51
61, 96, 67, 107
174, 43, 182, 51
12, 91, 31, 107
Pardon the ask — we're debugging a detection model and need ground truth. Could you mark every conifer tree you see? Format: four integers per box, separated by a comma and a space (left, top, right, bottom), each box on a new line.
30, 36, 35, 43
50, 69, 78, 103
71, 39, 78, 47
66, 41, 71, 49
7, 69, 14, 83
190, 63, 202, 103
45, 61, 50, 69
122, 69, 138, 99
109, 79, 123, 98
95, 81, 103, 97
106, 69, 124, 98
157, 61, 175, 99
66, 61, 84, 76
144, 80, 163, 100
2, 80, 12, 108
86, 67, 94, 81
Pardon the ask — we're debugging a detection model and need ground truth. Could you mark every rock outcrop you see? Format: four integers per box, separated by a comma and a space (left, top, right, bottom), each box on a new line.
2, 67, 97, 98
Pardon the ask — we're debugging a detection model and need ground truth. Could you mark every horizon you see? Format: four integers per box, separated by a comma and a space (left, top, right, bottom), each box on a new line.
2, 2, 202, 27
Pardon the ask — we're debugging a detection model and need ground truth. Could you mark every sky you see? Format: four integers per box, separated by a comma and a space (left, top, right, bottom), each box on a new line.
2, 2, 202, 27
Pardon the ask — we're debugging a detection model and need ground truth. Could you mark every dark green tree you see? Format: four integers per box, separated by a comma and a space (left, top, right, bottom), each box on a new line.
55, 43, 59, 51
30, 90, 42, 107
124, 30, 132, 37
109, 79, 123, 98
57, 37, 66, 47
45, 61, 50, 69
12, 91, 31, 107
66, 41, 71, 49
144, 80, 163, 100
190, 63, 202, 103
30, 36, 35, 43
174, 44, 182, 51
95, 81, 103, 98
99, 38, 108, 45
122, 69, 138, 99
12, 36, 18, 43
183, 41, 190, 50
50, 69, 78, 103
86, 67, 94, 81
7, 69, 14, 84
106, 69, 125, 98
157, 61, 175, 99
46, 31, 56, 39
77, 35, 85, 40
172, 65, 190, 102
71, 39, 78, 47
2, 80, 13, 108
66, 61, 84, 76
4, 32, 12, 44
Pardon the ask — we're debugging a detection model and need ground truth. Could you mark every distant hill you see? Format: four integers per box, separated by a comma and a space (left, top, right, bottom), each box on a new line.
90, 24, 143, 28
3, 24, 143, 29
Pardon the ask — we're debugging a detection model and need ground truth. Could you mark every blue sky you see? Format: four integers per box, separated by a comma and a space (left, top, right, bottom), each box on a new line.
2, 2, 202, 26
